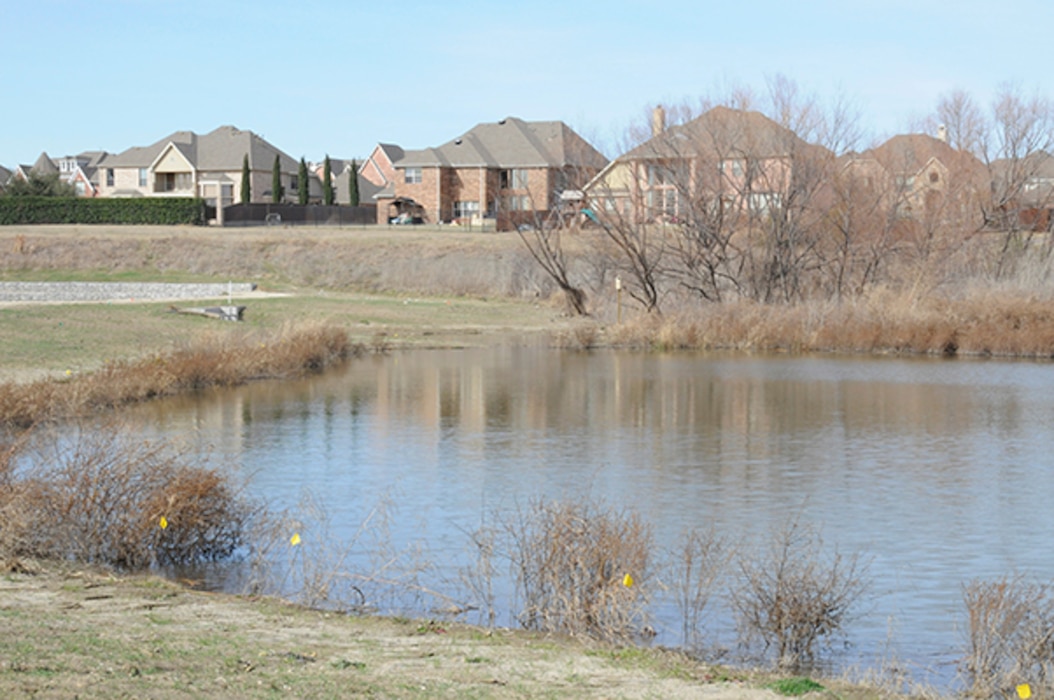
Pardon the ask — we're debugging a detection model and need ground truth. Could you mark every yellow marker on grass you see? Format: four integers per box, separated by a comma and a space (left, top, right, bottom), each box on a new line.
622, 573, 634, 588
159, 516, 168, 530
290, 533, 301, 546
1017, 684, 1032, 699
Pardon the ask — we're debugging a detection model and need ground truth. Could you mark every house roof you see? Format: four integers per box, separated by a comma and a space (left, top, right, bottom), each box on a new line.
620, 106, 817, 162
864, 134, 985, 179
395, 117, 607, 170
98, 126, 299, 173
0, 164, 10, 185
32, 152, 59, 175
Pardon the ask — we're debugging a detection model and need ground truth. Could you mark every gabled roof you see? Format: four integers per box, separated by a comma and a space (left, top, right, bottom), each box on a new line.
395, 117, 606, 170
32, 152, 59, 175
0, 165, 11, 186
98, 126, 299, 173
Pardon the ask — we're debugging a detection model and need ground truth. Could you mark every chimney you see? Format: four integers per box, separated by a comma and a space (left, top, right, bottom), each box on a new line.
937, 124, 948, 143
652, 105, 666, 137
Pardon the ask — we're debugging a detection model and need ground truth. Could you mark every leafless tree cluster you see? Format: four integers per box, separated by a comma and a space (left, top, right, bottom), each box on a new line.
523, 78, 1054, 315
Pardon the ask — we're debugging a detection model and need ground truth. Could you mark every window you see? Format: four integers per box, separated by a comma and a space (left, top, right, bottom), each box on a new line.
156, 172, 193, 192
404, 167, 422, 184
138, 168, 148, 188
502, 195, 529, 211
453, 200, 480, 219
75, 181, 86, 196
290, 175, 298, 191
106, 168, 114, 187
720, 159, 745, 178
929, 171, 939, 184
500, 168, 528, 189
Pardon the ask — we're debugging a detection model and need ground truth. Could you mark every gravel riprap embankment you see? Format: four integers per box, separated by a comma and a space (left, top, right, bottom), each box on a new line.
0, 281, 257, 303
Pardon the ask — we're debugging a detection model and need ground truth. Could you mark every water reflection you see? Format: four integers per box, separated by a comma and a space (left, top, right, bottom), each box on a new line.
127, 348, 1054, 690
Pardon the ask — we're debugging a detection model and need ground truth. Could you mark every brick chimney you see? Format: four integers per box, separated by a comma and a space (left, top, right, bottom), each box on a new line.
652, 105, 666, 137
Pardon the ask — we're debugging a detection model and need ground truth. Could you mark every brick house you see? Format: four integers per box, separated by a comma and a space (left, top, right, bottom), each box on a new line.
375, 118, 607, 230
585, 105, 828, 225
11, 151, 107, 197
94, 125, 316, 209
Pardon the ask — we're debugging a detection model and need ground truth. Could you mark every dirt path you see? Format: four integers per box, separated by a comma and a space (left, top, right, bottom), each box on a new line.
0, 562, 792, 699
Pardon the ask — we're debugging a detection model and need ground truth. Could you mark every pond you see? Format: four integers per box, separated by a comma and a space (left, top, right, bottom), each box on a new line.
126, 345, 1054, 691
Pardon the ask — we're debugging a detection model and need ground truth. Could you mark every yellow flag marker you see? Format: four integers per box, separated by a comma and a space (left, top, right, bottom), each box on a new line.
622, 573, 634, 588
1017, 684, 1032, 699
290, 533, 301, 546
159, 516, 168, 530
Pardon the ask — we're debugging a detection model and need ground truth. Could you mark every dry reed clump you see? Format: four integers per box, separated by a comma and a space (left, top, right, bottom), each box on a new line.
0, 323, 356, 429
960, 576, 1054, 699
504, 498, 652, 642
599, 287, 1054, 358
0, 422, 255, 569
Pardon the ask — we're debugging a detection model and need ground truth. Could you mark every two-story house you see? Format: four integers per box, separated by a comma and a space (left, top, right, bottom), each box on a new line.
585, 105, 828, 226
11, 151, 107, 196
94, 126, 312, 209
375, 117, 607, 230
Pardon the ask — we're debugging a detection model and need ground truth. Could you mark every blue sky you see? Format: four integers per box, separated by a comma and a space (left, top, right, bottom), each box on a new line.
2, 0, 1051, 167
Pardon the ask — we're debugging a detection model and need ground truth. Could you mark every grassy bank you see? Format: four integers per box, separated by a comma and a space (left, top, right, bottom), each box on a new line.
0, 560, 908, 699
3, 225, 1054, 366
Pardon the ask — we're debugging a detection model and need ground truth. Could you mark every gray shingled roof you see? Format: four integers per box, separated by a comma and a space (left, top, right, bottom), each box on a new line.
98, 126, 299, 173
395, 117, 606, 170
32, 152, 59, 175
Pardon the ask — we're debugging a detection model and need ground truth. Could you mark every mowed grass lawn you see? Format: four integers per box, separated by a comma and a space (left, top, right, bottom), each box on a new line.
0, 291, 567, 382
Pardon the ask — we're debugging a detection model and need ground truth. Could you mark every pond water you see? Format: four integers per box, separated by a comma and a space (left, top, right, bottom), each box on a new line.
126, 346, 1054, 691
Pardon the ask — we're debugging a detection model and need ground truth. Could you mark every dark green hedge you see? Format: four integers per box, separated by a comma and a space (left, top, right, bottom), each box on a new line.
0, 197, 207, 225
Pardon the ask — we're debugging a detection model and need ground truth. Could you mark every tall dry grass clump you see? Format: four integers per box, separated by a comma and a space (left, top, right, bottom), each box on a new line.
602, 288, 1054, 358
0, 422, 255, 569
961, 576, 1054, 699
504, 498, 652, 642
0, 323, 356, 429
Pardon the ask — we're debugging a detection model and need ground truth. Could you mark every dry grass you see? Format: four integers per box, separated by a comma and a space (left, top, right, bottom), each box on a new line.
503, 498, 653, 643
960, 576, 1054, 699
0, 422, 254, 569
0, 322, 356, 428
603, 289, 1054, 358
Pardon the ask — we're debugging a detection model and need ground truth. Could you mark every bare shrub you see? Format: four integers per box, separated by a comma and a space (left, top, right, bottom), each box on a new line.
504, 497, 652, 642
670, 526, 729, 650
0, 422, 254, 569
730, 517, 870, 671
961, 576, 1054, 698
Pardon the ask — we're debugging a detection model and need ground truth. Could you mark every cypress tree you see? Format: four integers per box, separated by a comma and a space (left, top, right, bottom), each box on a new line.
271, 155, 283, 204
349, 159, 360, 207
240, 154, 251, 203
297, 157, 309, 205
322, 155, 334, 206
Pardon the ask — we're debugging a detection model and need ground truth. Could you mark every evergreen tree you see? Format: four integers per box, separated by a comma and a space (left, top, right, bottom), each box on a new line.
322, 155, 334, 206
271, 155, 283, 204
2, 172, 76, 197
297, 157, 309, 205
348, 159, 360, 207
240, 154, 251, 203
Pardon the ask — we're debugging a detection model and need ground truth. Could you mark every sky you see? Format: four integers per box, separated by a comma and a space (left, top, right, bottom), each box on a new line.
3, 0, 1054, 167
